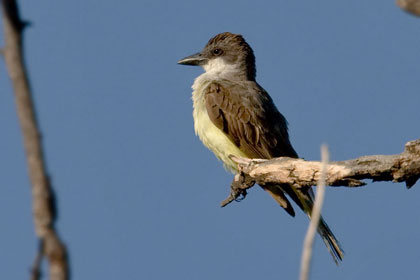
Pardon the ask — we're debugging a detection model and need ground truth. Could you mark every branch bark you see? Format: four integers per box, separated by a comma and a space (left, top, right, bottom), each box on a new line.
397, 0, 420, 16
1, 1, 69, 279
221, 139, 420, 206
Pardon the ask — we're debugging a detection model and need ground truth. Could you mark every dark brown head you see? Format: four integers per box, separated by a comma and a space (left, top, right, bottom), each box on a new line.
178, 32, 256, 81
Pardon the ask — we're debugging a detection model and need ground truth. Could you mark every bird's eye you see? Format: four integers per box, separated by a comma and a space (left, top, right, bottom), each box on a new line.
213, 48, 223, 55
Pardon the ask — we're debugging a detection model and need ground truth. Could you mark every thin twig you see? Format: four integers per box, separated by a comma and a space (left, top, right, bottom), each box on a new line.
31, 241, 43, 280
1, 1, 69, 279
299, 145, 329, 280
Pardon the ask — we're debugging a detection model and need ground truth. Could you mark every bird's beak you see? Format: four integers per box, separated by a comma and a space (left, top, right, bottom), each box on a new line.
178, 52, 207, 66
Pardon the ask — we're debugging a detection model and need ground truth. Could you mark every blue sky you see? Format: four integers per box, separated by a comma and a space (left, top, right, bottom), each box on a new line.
1, 1, 420, 279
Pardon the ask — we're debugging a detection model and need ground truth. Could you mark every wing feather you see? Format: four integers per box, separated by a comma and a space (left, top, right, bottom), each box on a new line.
205, 81, 298, 216
205, 81, 298, 159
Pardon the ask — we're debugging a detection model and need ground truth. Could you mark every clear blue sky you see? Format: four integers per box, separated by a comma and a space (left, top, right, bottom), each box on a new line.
1, 1, 420, 279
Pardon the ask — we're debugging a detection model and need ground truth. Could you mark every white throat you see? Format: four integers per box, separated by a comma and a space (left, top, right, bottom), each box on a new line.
202, 57, 242, 79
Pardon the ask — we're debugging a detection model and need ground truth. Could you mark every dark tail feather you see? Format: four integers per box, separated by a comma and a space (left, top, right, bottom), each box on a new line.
262, 184, 296, 217
317, 217, 344, 264
286, 186, 344, 264
265, 184, 344, 263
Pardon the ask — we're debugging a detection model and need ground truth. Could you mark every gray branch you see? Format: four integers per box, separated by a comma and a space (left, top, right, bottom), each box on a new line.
221, 139, 420, 206
1, 1, 69, 279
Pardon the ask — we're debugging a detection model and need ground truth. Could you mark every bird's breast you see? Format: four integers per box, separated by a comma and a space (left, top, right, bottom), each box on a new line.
191, 75, 246, 173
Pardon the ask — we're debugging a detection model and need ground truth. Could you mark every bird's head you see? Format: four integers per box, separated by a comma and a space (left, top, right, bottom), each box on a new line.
178, 32, 256, 81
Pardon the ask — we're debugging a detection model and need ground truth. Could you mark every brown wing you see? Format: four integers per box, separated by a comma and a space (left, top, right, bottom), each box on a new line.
205, 80, 298, 160
205, 80, 298, 216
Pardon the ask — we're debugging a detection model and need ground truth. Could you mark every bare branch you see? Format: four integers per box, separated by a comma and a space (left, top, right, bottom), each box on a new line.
31, 241, 43, 280
299, 145, 328, 280
221, 139, 420, 204
1, 1, 69, 279
397, 0, 420, 17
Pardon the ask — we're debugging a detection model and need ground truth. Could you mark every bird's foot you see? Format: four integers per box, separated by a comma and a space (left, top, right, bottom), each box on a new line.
220, 172, 255, 207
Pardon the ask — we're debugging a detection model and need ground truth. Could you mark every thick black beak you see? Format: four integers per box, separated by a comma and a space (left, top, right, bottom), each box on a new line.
178, 52, 207, 66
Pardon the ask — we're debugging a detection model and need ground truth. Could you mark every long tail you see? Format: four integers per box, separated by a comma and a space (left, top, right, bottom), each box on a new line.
317, 216, 344, 264
264, 184, 344, 263
295, 186, 344, 264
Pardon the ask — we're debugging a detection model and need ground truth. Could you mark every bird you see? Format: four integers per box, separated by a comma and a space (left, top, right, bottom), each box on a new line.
178, 32, 344, 263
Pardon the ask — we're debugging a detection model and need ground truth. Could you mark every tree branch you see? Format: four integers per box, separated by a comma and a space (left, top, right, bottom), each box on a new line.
1, 1, 69, 279
397, 0, 420, 17
221, 139, 420, 206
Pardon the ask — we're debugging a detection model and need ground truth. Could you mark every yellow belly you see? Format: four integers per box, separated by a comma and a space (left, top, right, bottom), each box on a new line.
192, 77, 246, 173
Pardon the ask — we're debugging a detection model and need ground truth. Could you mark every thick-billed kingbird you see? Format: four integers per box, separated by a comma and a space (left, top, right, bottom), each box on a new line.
178, 32, 343, 263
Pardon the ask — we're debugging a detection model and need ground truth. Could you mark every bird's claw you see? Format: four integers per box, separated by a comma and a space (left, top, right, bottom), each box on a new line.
220, 172, 255, 207
234, 189, 247, 202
